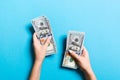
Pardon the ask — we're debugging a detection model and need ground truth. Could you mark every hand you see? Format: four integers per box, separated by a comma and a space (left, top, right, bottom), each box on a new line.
69, 47, 91, 72
30, 33, 51, 80
33, 33, 51, 63
69, 46, 96, 80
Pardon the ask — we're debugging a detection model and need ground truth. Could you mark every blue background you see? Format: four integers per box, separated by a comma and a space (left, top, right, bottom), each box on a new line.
0, 0, 120, 80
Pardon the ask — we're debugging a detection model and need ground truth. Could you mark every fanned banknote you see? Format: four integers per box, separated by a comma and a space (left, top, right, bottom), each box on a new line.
31, 16, 57, 56
62, 31, 85, 69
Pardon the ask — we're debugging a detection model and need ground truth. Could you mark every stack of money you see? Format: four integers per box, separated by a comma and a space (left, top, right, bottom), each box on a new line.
62, 31, 85, 69
31, 16, 57, 56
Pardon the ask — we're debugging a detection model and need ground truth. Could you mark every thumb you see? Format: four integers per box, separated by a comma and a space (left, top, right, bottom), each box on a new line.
69, 50, 80, 61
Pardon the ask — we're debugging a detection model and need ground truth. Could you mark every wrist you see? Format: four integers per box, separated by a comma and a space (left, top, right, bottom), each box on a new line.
35, 57, 44, 63
83, 67, 96, 80
84, 67, 93, 75
34, 59, 43, 66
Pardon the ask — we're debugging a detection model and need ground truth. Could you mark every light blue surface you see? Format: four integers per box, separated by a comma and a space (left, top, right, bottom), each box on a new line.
0, 0, 120, 80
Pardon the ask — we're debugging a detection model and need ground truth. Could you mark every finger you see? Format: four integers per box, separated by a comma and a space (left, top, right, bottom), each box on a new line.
69, 50, 80, 61
33, 33, 39, 44
44, 36, 51, 48
33, 33, 37, 41
80, 45, 84, 55
82, 47, 89, 57
81, 45, 84, 51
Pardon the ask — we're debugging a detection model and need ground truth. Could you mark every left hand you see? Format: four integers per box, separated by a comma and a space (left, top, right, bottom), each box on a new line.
33, 33, 51, 63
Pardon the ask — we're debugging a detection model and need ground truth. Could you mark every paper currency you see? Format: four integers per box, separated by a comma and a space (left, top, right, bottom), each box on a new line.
62, 31, 85, 69
31, 16, 57, 56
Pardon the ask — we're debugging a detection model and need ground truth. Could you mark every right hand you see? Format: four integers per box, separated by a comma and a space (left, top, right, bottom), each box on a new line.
69, 47, 97, 80
69, 47, 92, 72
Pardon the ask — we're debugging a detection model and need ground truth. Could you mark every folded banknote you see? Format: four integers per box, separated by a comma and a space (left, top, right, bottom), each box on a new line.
31, 16, 57, 56
62, 31, 85, 69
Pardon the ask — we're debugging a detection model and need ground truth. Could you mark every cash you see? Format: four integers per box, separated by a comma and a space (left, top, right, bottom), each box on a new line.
62, 31, 85, 69
31, 16, 57, 56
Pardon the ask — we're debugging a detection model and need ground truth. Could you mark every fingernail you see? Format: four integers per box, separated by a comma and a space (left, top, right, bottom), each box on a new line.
48, 36, 52, 40
69, 50, 73, 53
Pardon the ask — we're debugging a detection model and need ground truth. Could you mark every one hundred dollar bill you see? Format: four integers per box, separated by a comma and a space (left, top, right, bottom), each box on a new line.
31, 16, 57, 56
62, 31, 85, 69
